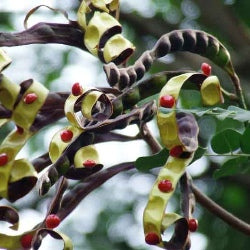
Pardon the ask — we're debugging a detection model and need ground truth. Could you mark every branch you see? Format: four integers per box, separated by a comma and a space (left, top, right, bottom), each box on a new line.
191, 184, 250, 236
139, 123, 161, 154
0, 22, 86, 50
58, 162, 135, 220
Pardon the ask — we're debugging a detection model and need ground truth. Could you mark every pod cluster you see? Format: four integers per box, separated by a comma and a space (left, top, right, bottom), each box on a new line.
77, 0, 135, 64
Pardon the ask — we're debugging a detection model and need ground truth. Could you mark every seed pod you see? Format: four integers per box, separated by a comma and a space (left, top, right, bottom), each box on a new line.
104, 29, 236, 89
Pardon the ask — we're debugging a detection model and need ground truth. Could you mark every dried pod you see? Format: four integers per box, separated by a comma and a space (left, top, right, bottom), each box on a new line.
104, 29, 236, 89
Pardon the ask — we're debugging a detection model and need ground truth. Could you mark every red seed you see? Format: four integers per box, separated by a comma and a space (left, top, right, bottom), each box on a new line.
158, 179, 173, 193
60, 130, 73, 142
83, 159, 96, 168
45, 214, 61, 229
0, 153, 8, 166
145, 232, 160, 245
169, 145, 183, 158
16, 125, 24, 135
23, 93, 38, 104
72, 82, 83, 96
201, 63, 212, 76
188, 218, 198, 232
159, 95, 175, 108
20, 234, 33, 249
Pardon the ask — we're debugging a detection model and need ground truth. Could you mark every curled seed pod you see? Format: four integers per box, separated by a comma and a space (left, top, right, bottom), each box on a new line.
0, 206, 19, 230
104, 29, 236, 89
65, 88, 113, 129
77, 3, 135, 64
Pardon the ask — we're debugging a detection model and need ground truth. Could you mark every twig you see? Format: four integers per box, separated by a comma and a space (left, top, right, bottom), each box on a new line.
58, 162, 134, 220
139, 123, 161, 154
191, 184, 250, 236
0, 22, 86, 50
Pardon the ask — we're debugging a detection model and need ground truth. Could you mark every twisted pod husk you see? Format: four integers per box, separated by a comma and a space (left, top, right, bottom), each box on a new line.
143, 72, 223, 249
77, 0, 135, 64
0, 57, 49, 201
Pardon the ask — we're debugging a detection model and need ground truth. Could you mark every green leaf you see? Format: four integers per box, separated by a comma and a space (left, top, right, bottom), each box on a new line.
213, 156, 249, 179
198, 116, 216, 147
228, 106, 250, 123
240, 127, 250, 153
180, 90, 202, 109
211, 129, 241, 154
135, 148, 169, 172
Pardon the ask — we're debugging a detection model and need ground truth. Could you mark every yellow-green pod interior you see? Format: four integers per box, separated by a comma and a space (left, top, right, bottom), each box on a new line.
161, 213, 182, 231
91, 0, 110, 12
157, 73, 194, 149
84, 11, 121, 56
0, 129, 32, 162
157, 111, 180, 149
9, 159, 37, 183
0, 75, 20, 110
12, 80, 49, 130
0, 49, 11, 72
81, 90, 102, 120
74, 145, 99, 168
108, 0, 119, 12
0, 129, 32, 197
143, 155, 193, 245
0, 230, 36, 250
77, 1, 91, 30
0, 162, 12, 194
103, 34, 135, 63
65, 94, 83, 128
49, 126, 83, 163
201, 75, 224, 106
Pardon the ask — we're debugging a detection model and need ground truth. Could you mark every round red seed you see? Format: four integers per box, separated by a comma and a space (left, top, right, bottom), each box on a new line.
23, 93, 38, 104
83, 159, 96, 168
159, 95, 175, 108
158, 179, 173, 193
45, 214, 61, 229
201, 63, 212, 76
72, 82, 83, 96
145, 232, 160, 245
169, 145, 183, 158
16, 125, 24, 135
20, 234, 33, 249
188, 218, 198, 232
0, 153, 8, 166
60, 130, 73, 142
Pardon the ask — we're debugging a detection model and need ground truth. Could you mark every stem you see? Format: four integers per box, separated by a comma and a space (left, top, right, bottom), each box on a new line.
230, 73, 247, 109
139, 123, 162, 154
58, 162, 134, 220
191, 184, 250, 236
220, 87, 238, 101
180, 173, 195, 219
205, 153, 250, 157
0, 22, 86, 50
